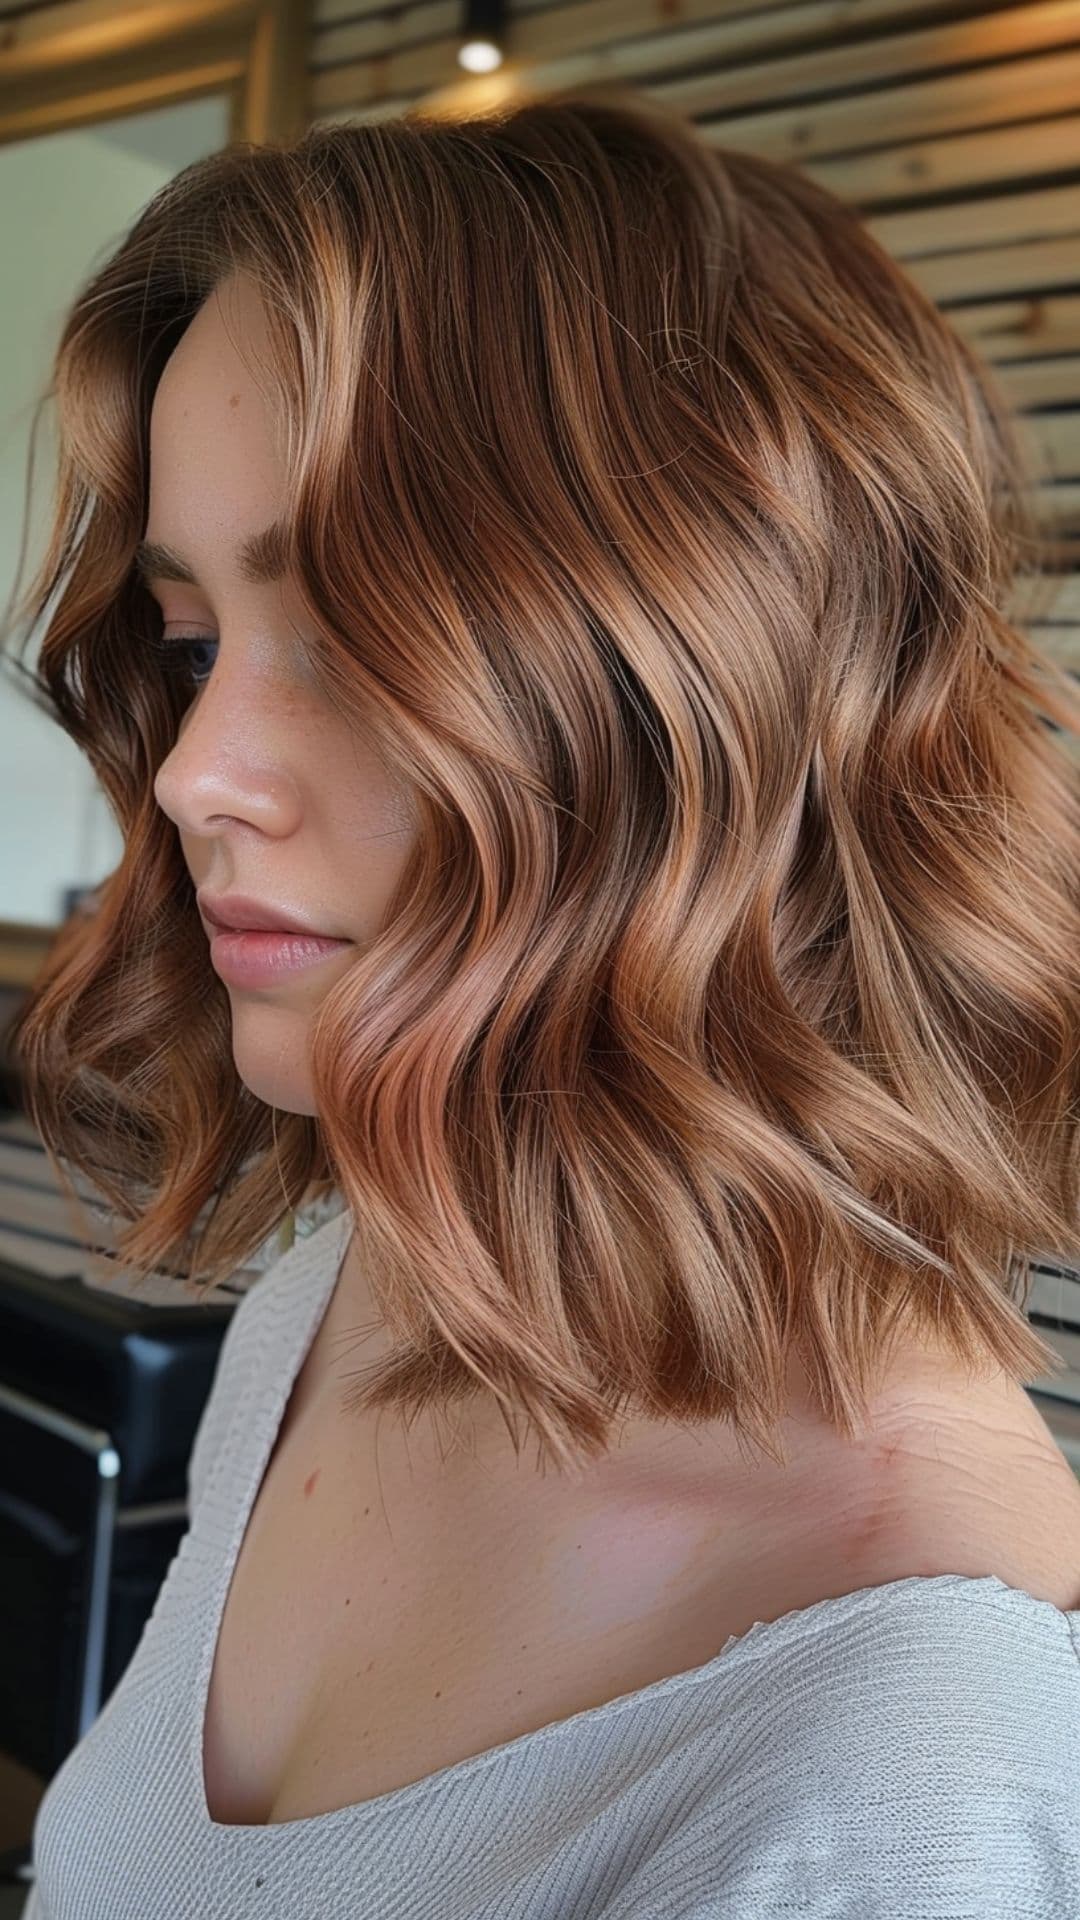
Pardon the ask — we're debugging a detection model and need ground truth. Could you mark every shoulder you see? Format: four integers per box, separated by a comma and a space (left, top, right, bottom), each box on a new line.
706, 1371, 1080, 1912
667, 1420, 1080, 1920
831, 1356, 1080, 1615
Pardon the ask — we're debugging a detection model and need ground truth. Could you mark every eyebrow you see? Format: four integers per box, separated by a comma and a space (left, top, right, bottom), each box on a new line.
133, 516, 290, 589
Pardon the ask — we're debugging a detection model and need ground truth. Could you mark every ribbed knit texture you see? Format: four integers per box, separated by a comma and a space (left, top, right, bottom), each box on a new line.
24, 1205, 1080, 1918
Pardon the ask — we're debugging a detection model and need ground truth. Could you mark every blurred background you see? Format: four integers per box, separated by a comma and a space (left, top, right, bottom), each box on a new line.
0, 0, 1078, 1903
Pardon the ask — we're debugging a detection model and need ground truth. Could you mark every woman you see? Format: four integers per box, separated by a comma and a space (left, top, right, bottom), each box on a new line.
5, 82, 1079, 1919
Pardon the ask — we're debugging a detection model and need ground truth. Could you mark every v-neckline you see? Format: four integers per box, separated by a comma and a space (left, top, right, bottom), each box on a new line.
184, 1204, 1080, 1839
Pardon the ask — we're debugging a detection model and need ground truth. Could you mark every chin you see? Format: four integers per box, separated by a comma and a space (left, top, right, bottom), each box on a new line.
240, 1072, 318, 1117
230, 1042, 319, 1116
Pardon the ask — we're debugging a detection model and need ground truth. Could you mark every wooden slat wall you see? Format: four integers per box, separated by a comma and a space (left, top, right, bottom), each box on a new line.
309, 0, 1080, 681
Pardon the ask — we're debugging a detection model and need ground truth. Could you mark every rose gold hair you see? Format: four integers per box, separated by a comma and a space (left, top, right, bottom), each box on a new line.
3, 83, 1078, 1472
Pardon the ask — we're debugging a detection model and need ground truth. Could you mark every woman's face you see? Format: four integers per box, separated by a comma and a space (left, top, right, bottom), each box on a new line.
150, 270, 417, 1116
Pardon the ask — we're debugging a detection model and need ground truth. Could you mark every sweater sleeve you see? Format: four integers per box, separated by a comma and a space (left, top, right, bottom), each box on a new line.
608, 1580, 1080, 1920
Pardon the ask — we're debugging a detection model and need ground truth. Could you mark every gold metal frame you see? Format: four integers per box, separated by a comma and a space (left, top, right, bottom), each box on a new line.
0, 0, 312, 987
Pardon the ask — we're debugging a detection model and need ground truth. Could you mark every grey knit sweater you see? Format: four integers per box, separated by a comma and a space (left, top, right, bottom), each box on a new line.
23, 1205, 1080, 1917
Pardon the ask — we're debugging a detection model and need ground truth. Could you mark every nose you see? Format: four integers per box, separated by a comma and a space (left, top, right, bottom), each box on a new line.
152, 666, 303, 840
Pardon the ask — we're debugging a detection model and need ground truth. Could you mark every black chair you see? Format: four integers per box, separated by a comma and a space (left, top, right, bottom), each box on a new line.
0, 1147, 235, 1888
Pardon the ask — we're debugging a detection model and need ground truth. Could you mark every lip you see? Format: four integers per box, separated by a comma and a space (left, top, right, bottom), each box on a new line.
208, 928, 352, 988
197, 891, 342, 939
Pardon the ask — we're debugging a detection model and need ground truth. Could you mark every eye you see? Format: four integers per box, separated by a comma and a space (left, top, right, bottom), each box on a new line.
149, 626, 218, 689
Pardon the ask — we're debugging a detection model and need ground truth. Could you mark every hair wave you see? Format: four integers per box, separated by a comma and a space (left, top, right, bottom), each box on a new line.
4, 82, 1078, 1472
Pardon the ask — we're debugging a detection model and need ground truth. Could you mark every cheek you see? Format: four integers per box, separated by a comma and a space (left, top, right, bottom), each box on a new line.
349, 808, 418, 935
327, 735, 419, 862
308, 748, 414, 931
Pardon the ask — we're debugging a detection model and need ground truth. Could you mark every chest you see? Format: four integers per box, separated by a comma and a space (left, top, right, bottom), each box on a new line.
199, 1377, 748, 1826
200, 1332, 1080, 1829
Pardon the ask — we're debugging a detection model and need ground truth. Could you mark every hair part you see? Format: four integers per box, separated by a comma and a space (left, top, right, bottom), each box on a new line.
3, 82, 1078, 1473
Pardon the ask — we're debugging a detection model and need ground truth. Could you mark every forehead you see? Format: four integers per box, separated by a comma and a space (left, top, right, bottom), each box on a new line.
145, 274, 288, 575
152, 272, 278, 426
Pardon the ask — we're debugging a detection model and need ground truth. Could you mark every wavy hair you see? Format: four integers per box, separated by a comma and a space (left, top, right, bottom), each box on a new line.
3, 82, 1078, 1472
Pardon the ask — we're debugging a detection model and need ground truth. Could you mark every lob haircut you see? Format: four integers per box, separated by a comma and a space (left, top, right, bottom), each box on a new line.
4, 84, 1078, 1472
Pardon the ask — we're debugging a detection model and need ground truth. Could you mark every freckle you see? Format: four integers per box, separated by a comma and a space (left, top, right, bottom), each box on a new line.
366, 1659, 375, 1672
434, 1689, 441, 1699
303, 1469, 319, 1497
363, 1506, 370, 1516
229, 392, 241, 408
516, 1689, 522, 1697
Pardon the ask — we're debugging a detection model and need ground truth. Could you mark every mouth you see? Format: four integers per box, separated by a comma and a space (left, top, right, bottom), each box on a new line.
207, 926, 353, 989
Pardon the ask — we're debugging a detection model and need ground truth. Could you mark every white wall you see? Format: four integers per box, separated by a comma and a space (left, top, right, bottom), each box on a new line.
0, 94, 229, 927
